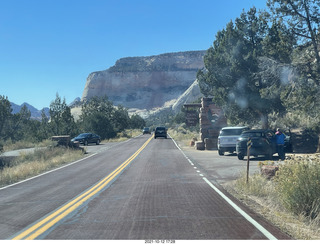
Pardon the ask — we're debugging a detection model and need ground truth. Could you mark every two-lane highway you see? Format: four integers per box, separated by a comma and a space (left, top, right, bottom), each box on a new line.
0, 135, 290, 240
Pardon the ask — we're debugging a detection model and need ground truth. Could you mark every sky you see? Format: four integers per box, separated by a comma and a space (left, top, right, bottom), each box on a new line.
0, 0, 268, 110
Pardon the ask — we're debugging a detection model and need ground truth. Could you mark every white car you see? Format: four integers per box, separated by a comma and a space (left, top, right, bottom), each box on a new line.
217, 126, 249, 155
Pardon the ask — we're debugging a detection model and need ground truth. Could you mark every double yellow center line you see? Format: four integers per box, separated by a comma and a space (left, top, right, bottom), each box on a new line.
12, 136, 153, 240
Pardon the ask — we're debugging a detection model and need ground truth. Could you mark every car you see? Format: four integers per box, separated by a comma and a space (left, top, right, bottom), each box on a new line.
217, 126, 249, 155
236, 129, 277, 160
71, 133, 101, 146
142, 127, 151, 134
154, 127, 167, 139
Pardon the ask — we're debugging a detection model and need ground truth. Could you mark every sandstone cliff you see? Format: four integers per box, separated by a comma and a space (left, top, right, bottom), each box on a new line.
81, 51, 206, 110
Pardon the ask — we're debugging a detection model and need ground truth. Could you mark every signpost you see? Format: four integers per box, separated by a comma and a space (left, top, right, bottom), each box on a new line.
183, 103, 201, 127
246, 138, 252, 184
186, 111, 198, 126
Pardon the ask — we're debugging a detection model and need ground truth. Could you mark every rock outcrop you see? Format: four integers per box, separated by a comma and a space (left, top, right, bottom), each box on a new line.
81, 51, 206, 110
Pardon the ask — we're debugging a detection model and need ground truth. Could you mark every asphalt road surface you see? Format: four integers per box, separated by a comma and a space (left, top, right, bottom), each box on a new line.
0, 135, 290, 240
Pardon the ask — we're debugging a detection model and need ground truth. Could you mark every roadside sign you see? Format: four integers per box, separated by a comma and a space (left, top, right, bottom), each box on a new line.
247, 139, 252, 149
186, 111, 198, 127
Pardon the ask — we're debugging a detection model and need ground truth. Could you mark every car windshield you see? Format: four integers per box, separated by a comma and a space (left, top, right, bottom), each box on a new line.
220, 129, 246, 136
156, 127, 165, 131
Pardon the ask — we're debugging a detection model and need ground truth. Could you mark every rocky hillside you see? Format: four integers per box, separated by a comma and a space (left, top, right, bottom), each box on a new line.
81, 51, 206, 110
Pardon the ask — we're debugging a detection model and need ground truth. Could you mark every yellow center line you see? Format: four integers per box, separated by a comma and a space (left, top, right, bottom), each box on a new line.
12, 136, 153, 240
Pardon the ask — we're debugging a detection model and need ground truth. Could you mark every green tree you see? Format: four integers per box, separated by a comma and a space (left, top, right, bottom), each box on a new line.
262, 20, 297, 63
113, 105, 130, 133
80, 96, 116, 139
38, 109, 50, 140
9, 104, 32, 141
267, 0, 320, 78
0, 96, 12, 140
198, 7, 297, 128
198, 8, 269, 127
129, 114, 146, 129
267, 0, 320, 150
50, 93, 76, 136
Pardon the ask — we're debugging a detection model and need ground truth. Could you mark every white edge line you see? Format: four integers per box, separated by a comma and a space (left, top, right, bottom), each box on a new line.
0, 137, 140, 191
202, 177, 277, 240
171, 136, 278, 240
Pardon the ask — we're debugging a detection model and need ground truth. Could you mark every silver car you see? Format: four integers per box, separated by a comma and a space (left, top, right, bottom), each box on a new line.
217, 126, 249, 155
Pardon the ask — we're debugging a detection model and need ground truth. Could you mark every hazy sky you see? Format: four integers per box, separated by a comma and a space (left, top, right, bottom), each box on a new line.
1, 0, 267, 109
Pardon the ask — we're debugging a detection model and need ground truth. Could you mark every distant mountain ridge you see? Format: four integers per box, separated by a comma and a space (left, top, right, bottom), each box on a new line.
10, 102, 50, 120
10, 97, 81, 121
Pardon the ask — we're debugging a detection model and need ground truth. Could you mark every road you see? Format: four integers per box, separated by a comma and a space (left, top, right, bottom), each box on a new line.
0, 135, 290, 240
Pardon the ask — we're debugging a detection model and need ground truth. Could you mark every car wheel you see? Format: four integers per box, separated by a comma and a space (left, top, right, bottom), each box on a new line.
84, 140, 88, 146
218, 150, 224, 156
154, 136, 157, 139
237, 153, 244, 160
96, 140, 100, 145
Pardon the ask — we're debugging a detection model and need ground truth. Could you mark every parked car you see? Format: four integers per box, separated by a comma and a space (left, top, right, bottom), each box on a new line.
71, 133, 101, 145
142, 127, 151, 134
217, 126, 249, 155
154, 127, 167, 139
236, 129, 293, 160
236, 129, 277, 160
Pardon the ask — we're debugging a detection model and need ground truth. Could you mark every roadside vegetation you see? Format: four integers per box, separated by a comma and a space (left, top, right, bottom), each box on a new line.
105, 129, 143, 142
0, 94, 146, 153
0, 93, 145, 187
0, 146, 85, 187
224, 155, 320, 239
168, 126, 199, 146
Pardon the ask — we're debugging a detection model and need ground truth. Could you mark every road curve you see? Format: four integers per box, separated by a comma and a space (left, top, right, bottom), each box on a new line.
0, 135, 291, 240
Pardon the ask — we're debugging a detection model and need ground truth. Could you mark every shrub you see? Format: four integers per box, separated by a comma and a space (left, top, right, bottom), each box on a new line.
231, 171, 275, 197
275, 156, 320, 219
0, 147, 84, 186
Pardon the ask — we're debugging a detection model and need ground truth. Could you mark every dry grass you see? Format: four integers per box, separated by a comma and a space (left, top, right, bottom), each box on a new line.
3, 139, 55, 152
0, 147, 85, 187
105, 129, 142, 142
224, 156, 320, 240
168, 127, 198, 146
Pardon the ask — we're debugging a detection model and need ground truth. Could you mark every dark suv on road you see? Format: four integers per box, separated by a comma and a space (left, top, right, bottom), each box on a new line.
154, 127, 167, 139
142, 127, 151, 134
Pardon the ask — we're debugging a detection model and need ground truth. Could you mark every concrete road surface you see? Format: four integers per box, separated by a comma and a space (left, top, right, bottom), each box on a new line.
0, 135, 291, 240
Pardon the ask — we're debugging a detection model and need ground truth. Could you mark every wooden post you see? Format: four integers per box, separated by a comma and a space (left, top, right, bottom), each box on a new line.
246, 138, 252, 184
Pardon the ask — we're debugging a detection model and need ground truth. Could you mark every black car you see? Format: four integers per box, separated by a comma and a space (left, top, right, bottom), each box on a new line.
154, 127, 167, 139
142, 127, 151, 134
236, 129, 277, 160
236, 129, 292, 160
71, 133, 101, 145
